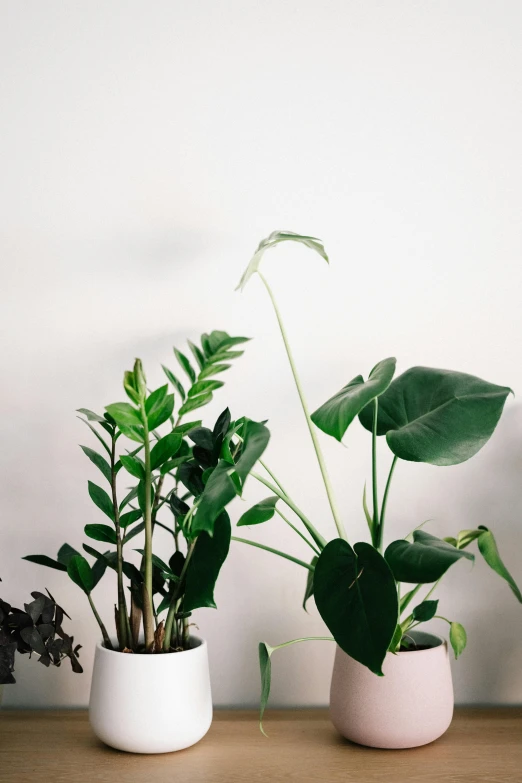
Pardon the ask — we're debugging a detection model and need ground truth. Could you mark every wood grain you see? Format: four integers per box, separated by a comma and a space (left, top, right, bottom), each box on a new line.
1, 708, 521, 782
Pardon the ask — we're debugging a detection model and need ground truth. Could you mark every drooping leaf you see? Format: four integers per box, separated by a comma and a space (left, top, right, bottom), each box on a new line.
302, 556, 318, 611
449, 622, 467, 658
314, 539, 398, 675
385, 530, 474, 584
184, 511, 231, 611
84, 524, 118, 545
150, 432, 182, 471
311, 358, 396, 442
412, 600, 438, 622
258, 641, 274, 736
80, 446, 112, 483
66, 555, 94, 594
236, 230, 329, 292
22, 555, 67, 572
191, 462, 237, 536
237, 496, 279, 527
477, 527, 522, 602
359, 367, 511, 466
88, 481, 115, 521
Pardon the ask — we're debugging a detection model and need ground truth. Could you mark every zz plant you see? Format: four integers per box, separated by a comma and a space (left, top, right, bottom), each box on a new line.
25, 331, 270, 653
233, 231, 521, 730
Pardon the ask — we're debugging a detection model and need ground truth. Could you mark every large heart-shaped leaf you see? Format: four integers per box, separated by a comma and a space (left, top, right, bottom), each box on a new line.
236, 230, 329, 292
385, 530, 474, 583
314, 539, 398, 675
358, 367, 511, 465
184, 512, 231, 612
311, 358, 396, 442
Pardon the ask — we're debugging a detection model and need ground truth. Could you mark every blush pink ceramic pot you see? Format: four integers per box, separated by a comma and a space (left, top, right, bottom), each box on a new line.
330, 630, 454, 749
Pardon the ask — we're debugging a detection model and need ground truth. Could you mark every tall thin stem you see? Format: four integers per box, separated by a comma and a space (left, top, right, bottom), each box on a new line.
258, 272, 347, 541
252, 471, 326, 549
110, 433, 129, 650
259, 460, 288, 495
163, 540, 196, 651
377, 455, 398, 552
88, 593, 113, 650
275, 508, 320, 555
232, 536, 314, 570
371, 398, 382, 552
141, 409, 155, 651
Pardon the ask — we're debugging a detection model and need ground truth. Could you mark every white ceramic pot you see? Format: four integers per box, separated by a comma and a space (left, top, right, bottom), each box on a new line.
89, 636, 212, 753
330, 630, 454, 749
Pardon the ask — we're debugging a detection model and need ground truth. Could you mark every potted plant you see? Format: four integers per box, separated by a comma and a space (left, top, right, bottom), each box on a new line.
233, 232, 521, 748
25, 330, 270, 753
0, 580, 81, 705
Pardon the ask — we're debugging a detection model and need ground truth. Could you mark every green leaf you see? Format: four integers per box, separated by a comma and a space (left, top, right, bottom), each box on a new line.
120, 454, 145, 479
385, 530, 474, 584
122, 521, 145, 544
147, 390, 174, 430
456, 529, 482, 549
123, 370, 142, 405
208, 350, 244, 364
91, 556, 107, 588
162, 364, 186, 401
84, 524, 118, 545
22, 554, 67, 572
77, 415, 112, 456
258, 641, 274, 737
359, 367, 511, 466
77, 408, 106, 423
236, 230, 329, 292
184, 511, 231, 611
302, 556, 318, 611
237, 496, 279, 527
314, 539, 398, 675
150, 432, 182, 471
172, 420, 202, 435
88, 481, 115, 521
412, 600, 438, 622
198, 363, 231, 381
188, 340, 205, 370
80, 446, 112, 483
67, 554, 94, 593
191, 461, 237, 536
388, 624, 403, 653
178, 392, 213, 417
119, 485, 139, 511
477, 527, 522, 602
311, 358, 396, 442
188, 427, 214, 450
160, 454, 191, 475
114, 422, 144, 443
449, 621, 467, 658
362, 483, 373, 537
56, 543, 81, 566
188, 379, 224, 398
174, 348, 196, 383
235, 419, 271, 484
105, 402, 142, 429
119, 509, 142, 529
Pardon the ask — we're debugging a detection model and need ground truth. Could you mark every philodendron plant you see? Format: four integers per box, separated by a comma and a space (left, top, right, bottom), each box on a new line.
25, 331, 269, 654
233, 231, 521, 731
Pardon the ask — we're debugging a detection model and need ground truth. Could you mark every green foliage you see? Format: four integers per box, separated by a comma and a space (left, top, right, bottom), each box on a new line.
66, 555, 94, 594
184, 512, 231, 612
311, 358, 396, 442
314, 540, 398, 675
476, 527, 522, 602
412, 600, 438, 622
87, 481, 115, 521
237, 496, 279, 527
449, 622, 467, 658
359, 367, 511, 465
385, 531, 474, 584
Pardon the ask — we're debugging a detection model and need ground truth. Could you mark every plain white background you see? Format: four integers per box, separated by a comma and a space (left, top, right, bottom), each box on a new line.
1, 1, 521, 708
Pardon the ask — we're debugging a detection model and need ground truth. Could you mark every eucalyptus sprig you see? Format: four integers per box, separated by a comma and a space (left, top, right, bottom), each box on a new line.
234, 231, 520, 731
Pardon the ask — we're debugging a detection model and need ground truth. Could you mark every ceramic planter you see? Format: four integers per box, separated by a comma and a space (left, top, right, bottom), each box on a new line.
330, 630, 453, 749
89, 636, 212, 753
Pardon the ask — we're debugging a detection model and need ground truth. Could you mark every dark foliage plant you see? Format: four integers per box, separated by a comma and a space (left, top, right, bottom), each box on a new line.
24, 331, 270, 654
0, 583, 82, 685
233, 231, 521, 733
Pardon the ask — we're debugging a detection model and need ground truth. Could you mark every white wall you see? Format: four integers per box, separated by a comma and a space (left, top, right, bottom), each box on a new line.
1, 0, 521, 708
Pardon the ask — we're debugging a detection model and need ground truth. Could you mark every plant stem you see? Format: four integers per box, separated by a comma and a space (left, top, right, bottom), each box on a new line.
252, 472, 326, 549
232, 536, 315, 570
88, 593, 113, 650
276, 508, 320, 555
259, 459, 288, 495
271, 636, 334, 653
141, 409, 155, 652
110, 432, 129, 650
371, 399, 380, 550
257, 272, 346, 541
424, 578, 442, 602
377, 455, 398, 552
399, 583, 422, 615
163, 540, 196, 652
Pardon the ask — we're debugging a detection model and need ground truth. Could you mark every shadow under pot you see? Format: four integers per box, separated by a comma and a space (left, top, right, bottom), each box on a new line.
330, 630, 454, 749
89, 636, 212, 753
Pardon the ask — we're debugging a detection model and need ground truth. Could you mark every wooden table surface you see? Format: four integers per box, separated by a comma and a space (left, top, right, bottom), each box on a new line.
1, 708, 521, 782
